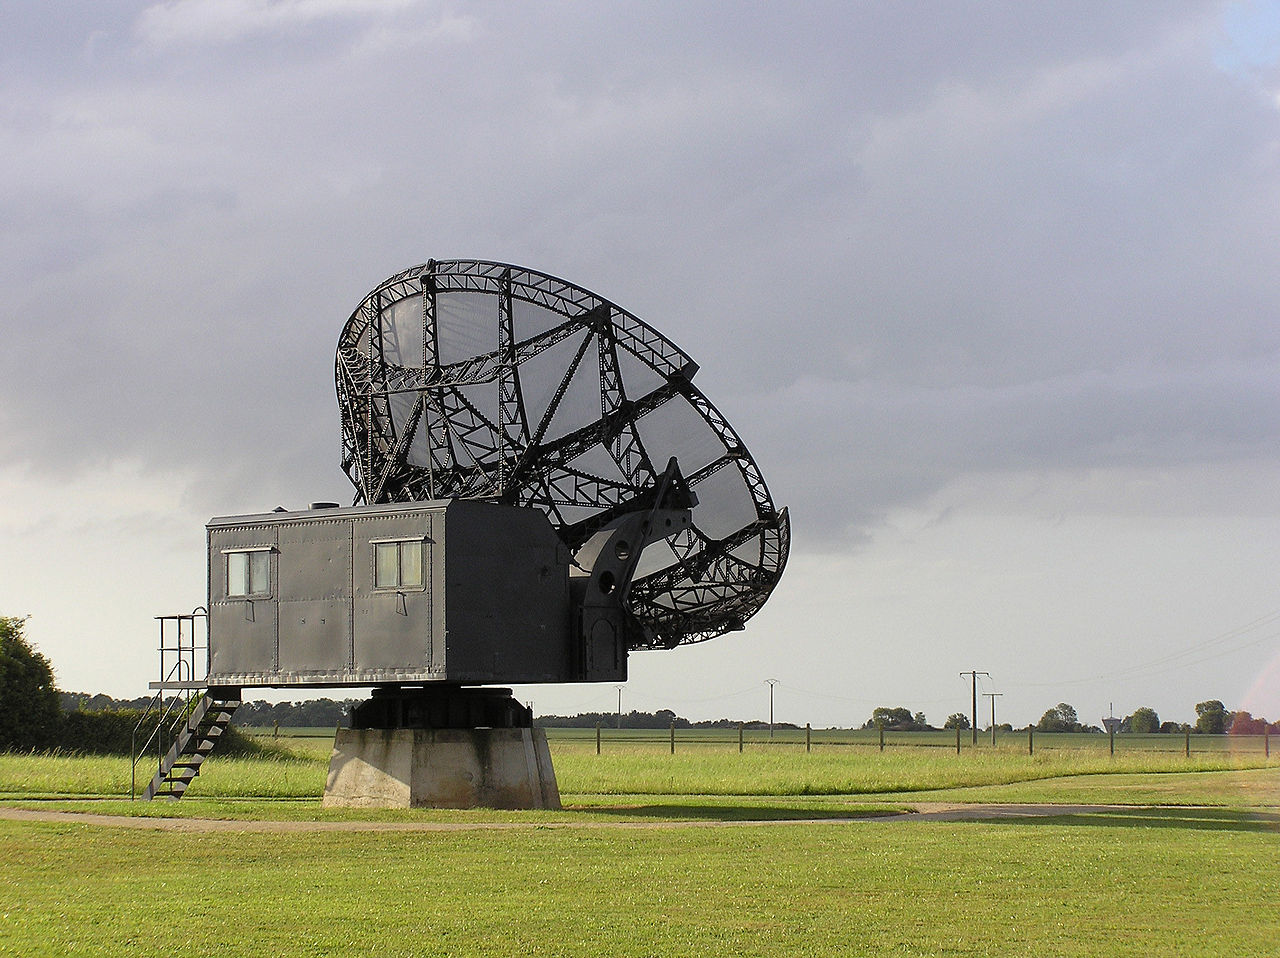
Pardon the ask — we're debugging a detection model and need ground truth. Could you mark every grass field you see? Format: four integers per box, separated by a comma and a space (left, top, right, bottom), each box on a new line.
1, 731, 1277, 956
3, 807, 1278, 957
3, 728, 1273, 805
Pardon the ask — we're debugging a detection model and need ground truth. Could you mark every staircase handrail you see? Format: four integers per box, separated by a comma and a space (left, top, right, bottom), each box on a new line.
131, 608, 209, 799
130, 657, 198, 800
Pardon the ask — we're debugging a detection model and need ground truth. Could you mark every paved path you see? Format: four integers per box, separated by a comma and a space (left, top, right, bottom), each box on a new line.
0, 803, 1177, 833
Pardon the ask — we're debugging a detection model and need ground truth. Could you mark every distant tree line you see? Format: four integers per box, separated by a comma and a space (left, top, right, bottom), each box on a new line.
59, 692, 155, 712
535, 709, 798, 730
234, 699, 360, 728
1033, 700, 1278, 734
57, 695, 1280, 738
861, 706, 932, 731
1035, 703, 1095, 733
7, 614, 1278, 750
57, 691, 359, 728
854, 701, 1280, 735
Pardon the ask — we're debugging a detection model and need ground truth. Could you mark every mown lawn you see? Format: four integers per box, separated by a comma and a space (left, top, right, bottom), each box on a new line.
1, 736, 1278, 956
1, 808, 1277, 957
3, 732, 1275, 805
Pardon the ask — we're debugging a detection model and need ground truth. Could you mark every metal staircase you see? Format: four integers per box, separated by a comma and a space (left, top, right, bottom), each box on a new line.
131, 610, 241, 801
138, 691, 241, 800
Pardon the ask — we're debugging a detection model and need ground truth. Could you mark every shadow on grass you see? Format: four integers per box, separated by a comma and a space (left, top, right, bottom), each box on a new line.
990, 807, 1280, 835
568, 803, 901, 822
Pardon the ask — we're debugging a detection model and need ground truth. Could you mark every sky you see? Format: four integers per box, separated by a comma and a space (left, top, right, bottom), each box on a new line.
2, 0, 1279, 730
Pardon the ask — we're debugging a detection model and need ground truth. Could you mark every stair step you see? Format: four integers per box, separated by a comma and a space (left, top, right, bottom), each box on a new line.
137, 690, 239, 801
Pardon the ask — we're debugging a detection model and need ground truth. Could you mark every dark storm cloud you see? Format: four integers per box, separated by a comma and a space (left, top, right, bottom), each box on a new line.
1, 0, 1277, 534
743, 350, 1279, 539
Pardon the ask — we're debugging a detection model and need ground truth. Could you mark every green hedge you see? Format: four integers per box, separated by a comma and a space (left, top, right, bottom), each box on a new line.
58, 708, 149, 755
13, 708, 265, 758
61, 709, 270, 757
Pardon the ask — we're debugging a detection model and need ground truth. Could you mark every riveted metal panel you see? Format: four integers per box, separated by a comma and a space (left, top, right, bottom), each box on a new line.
442, 500, 572, 683
208, 525, 279, 677
205, 500, 573, 688
277, 518, 353, 673
352, 510, 436, 673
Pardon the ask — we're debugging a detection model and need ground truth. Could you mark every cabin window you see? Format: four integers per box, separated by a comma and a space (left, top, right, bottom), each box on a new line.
227, 549, 271, 598
373, 539, 425, 590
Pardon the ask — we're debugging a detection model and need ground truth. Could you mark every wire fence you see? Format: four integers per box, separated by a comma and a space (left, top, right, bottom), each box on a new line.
540, 725, 1275, 758
242, 724, 1274, 758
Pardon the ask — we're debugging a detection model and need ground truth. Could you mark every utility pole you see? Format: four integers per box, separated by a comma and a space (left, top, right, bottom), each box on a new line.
615, 685, 624, 729
766, 679, 779, 739
960, 671, 990, 745
983, 691, 1003, 746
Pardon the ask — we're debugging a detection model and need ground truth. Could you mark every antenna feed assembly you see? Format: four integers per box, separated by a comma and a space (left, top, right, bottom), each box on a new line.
571, 458, 697, 666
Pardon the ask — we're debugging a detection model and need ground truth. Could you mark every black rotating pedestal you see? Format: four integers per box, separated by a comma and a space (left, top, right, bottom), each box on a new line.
350, 686, 533, 731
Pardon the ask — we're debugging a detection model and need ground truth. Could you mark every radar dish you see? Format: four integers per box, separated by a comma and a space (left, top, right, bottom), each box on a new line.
335, 260, 789, 649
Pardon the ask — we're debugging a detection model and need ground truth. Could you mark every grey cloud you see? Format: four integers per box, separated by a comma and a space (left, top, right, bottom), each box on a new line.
133, 0, 426, 48
7, 2, 1280, 725
2, 1, 1275, 538
742, 351, 1280, 546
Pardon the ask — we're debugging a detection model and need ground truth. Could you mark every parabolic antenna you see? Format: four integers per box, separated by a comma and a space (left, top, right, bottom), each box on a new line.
336, 259, 789, 649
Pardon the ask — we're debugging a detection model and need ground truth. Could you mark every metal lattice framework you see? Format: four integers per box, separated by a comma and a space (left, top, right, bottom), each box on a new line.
336, 260, 789, 648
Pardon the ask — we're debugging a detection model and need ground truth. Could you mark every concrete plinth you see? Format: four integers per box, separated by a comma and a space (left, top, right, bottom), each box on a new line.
322, 727, 561, 810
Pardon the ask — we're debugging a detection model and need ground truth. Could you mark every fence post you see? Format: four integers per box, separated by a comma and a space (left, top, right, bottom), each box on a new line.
1266, 727, 1270, 759
1109, 727, 1115, 757
670, 720, 675, 755
1028, 726, 1033, 756
596, 722, 601, 756
879, 723, 885, 752
806, 722, 811, 753
956, 725, 962, 755
738, 722, 744, 754
1185, 728, 1190, 758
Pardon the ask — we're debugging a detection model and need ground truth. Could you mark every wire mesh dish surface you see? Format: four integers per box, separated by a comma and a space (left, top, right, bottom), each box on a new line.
336, 259, 789, 648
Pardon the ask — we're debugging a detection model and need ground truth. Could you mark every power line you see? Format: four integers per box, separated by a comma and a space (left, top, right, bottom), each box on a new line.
623, 684, 765, 707
1097, 610, 1280, 677
1009, 608, 1280, 689
782, 683, 964, 708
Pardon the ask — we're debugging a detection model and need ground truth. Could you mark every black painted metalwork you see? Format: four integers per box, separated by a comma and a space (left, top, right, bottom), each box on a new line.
352, 686, 532, 730
336, 260, 789, 648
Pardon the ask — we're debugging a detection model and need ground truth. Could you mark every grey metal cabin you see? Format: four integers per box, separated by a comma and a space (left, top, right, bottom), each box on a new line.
206, 499, 583, 688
